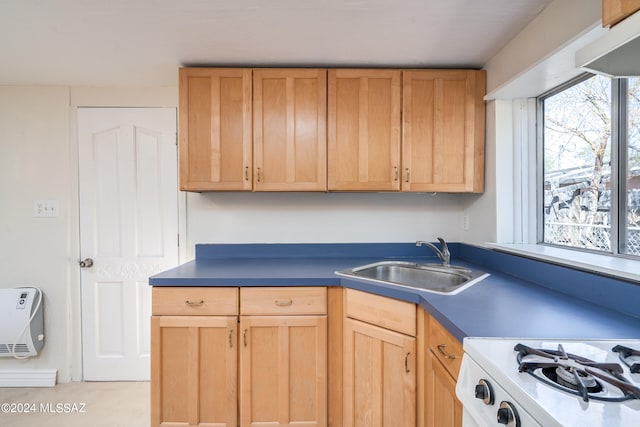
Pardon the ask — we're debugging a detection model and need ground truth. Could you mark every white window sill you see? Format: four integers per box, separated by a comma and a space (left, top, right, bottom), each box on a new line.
484, 243, 640, 284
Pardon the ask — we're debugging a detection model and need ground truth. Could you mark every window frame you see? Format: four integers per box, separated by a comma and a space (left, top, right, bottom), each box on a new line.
537, 73, 638, 259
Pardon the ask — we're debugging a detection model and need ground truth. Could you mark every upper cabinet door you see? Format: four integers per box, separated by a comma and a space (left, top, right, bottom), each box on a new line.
253, 69, 327, 191
602, 0, 640, 27
402, 70, 486, 193
328, 69, 401, 191
179, 68, 253, 191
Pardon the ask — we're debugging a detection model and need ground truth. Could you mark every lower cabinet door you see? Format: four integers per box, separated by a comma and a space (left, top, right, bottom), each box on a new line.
426, 352, 462, 427
343, 318, 416, 427
151, 315, 238, 427
240, 315, 328, 427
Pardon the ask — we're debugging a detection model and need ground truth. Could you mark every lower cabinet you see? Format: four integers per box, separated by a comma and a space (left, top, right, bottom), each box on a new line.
240, 315, 327, 426
151, 285, 465, 427
151, 286, 327, 427
342, 289, 417, 427
426, 353, 462, 427
425, 315, 463, 427
151, 315, 238, 427
343, 318, 416, 427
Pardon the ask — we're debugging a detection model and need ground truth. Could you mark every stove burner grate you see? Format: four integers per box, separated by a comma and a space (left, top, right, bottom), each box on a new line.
612, 344, 640, 373
514, 343, 640, 402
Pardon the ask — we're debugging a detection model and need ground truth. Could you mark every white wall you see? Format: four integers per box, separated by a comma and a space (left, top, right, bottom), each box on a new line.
185, 191, 471, 258
0, 87, 73, 381
462, 101, 498, 244
484, 0, 600, 96
464, 0, 603, 246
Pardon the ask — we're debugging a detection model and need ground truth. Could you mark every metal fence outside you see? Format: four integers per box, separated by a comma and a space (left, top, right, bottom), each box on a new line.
544, 222, 640, 255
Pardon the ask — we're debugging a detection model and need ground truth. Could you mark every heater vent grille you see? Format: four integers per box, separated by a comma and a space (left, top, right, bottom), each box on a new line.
0, 344, 29, 354
0, 287, 44, 358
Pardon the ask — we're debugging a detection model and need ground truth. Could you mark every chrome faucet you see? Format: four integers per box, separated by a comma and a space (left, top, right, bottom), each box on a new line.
416, 237, 450, 267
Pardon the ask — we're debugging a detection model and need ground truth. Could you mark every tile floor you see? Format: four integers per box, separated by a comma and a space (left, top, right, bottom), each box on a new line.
0, 381, 149, 427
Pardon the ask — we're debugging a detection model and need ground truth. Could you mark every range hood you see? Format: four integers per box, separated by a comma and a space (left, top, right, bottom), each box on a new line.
576, 10, 640, 77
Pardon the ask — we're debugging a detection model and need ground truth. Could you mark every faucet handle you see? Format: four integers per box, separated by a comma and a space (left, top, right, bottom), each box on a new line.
436, 237, 450, 266
437, 237, 448, 250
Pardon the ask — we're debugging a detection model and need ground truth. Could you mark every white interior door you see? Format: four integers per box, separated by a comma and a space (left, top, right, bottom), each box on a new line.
78, 107, 178, 381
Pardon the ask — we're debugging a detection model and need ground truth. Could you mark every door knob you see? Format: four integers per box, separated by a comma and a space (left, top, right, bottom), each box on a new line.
79, 258, 94, 268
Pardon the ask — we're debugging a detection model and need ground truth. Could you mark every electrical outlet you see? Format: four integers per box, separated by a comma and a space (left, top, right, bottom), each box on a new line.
34, 200, 59, 217
463, 214, 470, 231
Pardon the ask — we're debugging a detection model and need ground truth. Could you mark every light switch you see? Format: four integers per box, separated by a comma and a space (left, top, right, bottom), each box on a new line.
34, 200, 59, 217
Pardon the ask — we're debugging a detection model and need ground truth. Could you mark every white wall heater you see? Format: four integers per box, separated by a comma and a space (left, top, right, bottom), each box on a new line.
0, 287, 44, 358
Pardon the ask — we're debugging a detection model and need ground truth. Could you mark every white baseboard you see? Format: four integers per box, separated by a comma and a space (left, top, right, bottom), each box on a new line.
0, 369, 57, 387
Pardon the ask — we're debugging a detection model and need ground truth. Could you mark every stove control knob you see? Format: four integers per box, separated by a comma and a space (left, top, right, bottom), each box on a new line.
474, 379, 494, 405
496, 401, 520, 427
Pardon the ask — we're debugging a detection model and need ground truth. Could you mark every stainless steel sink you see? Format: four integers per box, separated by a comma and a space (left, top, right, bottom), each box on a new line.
336, 261, 488, 295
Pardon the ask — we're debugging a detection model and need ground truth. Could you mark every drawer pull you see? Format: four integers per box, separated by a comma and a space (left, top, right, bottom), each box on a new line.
405, 352, 411, 373
275, 299, 293, 307
437, 344, 456, 360
185, 300, 204, 307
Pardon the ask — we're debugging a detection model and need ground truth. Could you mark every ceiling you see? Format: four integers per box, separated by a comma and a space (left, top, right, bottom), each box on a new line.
0, 0, 552, 87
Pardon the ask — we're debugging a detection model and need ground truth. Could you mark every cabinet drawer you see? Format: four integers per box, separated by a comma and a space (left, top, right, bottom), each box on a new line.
152, 287, 239, 316
429, 317, 463, 379
240, 287, 327, 315
344, 288, 416, 336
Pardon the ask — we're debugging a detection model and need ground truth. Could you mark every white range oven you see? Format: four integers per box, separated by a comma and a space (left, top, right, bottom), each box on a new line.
455, 338, 640, 426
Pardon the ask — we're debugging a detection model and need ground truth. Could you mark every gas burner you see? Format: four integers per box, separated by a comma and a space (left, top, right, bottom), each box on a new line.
612, 344, 640, 373
551, 365, 600, 391
514, 343, 640, 402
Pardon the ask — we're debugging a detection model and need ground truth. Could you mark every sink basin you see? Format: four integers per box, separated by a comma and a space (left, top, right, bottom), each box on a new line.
337, 261, 488, 295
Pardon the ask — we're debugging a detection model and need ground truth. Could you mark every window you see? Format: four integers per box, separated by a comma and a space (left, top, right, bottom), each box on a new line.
540, 75, 640, 257
623, 77, 640, 255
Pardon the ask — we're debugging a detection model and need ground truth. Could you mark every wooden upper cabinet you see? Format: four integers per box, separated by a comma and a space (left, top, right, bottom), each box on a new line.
402, 70, 486, 193
602, 0, 640, 27
328, 69, 402, 191
253, 69, 327, 191
178, 67, 486, 193
179, 68, 253, 191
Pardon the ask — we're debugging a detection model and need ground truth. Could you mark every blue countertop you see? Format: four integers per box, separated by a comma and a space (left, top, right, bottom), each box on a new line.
149, 243, 640, 342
